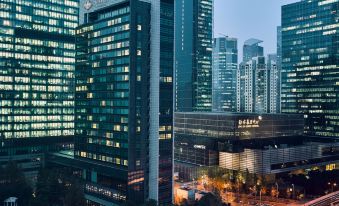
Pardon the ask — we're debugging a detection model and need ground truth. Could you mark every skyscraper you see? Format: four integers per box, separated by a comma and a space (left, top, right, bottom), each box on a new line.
212, 37, 238, 112
243, 38, 264, 62
75, 0, 173, 204
174, 0, 213, 112
281, 0, 339, 137
158, 0, 174, 203
0, 0, 79, 176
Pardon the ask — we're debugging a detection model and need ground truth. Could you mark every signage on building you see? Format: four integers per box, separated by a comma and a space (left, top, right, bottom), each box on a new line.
194, 145, 206, 150
238, 117, 261, 128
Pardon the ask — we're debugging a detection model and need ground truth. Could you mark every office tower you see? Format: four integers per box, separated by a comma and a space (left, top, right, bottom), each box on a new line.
75, 0, 174, 204
212, 37, 238, 112
243, 38, 264, 62
267, 54, 281, 113
281, 0, 339, 137
0, 0, 78, 176
175, 0, 213, 112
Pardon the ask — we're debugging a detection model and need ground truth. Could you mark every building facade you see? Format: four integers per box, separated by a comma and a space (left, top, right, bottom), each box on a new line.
219, 138, 339, 174
158, 0, 174, 203
75, 0, 173, 205
174, 0, 213, 112
0, 0, 79, 177
174, 112, 339, 180
212, 37, 238, 112
281, 0, 339, 137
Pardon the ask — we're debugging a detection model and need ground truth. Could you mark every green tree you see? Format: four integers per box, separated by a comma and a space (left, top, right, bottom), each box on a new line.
143, 199, 157, 206
64, 180, 86, 206
34, 169, 65, 206
34, 168, 86, 206
121, 200, 138, 206
0, 161, 33, 205
244, 169, 251, 188
196, 193, 222, 206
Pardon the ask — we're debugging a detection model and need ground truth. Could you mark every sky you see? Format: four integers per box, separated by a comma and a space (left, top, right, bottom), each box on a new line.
214, 0, 298, 61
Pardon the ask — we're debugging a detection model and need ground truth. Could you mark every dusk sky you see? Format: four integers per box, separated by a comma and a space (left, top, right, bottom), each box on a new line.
214, 0, 298, 61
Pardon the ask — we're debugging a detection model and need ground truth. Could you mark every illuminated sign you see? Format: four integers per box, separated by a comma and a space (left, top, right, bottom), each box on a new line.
238, 117, 261, 128
194, 145, 206, 150
326, 164, 336, 171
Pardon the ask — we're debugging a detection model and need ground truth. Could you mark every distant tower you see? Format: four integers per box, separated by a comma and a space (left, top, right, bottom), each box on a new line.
243, 38, 264, 62
212, 37, 238, 112
237, 39, 266, 113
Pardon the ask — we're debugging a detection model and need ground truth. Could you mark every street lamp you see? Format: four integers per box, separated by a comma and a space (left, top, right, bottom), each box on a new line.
275, 182, 279, 202
193, 178, 195, 191
291, 184, 295, 199
259, 189, 263, 206
224, 182, 230, 203
253, 185, 257, 202
328, 182, 337, 193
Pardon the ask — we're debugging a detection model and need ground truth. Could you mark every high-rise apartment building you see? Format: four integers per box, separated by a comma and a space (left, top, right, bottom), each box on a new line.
267, 54, 281, 113
75, 0, 174, 204
174, 0, 213, 112
0, 0, 79, 176
277, 26, 282, 71
281, 0, 338, 137
237, 56, 267, 113
275, 26, 283, 113
238, 37, 281, 114
212, 37, 238, 112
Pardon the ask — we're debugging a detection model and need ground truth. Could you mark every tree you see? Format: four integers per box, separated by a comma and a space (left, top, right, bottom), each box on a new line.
121, 200, 138, 206
34, 169, 65, 206
244, 169, 251, 189
271, 186, 278, 198
196, 193, 222, 206
64, 181, 86, 206
0, 161, 33, 205
34, 168, 86, 206
143, 199, 157, 206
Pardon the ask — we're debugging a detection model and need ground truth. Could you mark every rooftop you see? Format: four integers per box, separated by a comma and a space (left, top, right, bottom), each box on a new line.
244, 38, 263, 46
